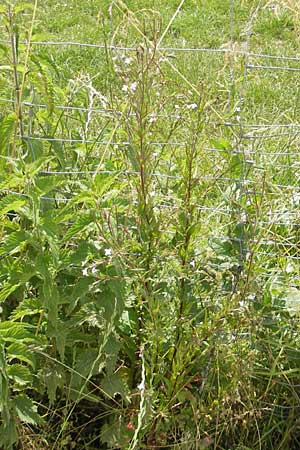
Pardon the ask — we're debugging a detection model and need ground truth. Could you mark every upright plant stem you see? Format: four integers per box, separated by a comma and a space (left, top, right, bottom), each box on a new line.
8, 5, 24, 156
8, 0, 39, 157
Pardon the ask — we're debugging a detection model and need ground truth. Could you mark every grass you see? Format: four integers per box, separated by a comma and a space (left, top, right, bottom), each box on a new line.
1, 0, 300, 449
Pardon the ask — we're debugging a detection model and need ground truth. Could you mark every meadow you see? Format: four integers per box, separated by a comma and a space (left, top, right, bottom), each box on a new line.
1, 0, 300, 449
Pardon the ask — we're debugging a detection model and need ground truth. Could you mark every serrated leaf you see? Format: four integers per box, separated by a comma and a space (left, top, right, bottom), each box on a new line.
70, 191, 96, 207
75, 302, 105, 329
10, 264, 37, 285
7, 342, 36, 368
94, 173, 118, 196
41, 277, 58, 328
103, 335, 120, 375
7, 364, 32, 385
101, 373, 130, 402
14, 394, 44, 425
44, 366, 65, 404
48, 320, 67, 362
25, 156, 53, 177
210, 137, 230, 151
75, 349, 99, 379
62, 240, 94, 266
0, 230, 29, 256
67, 277, 94, 313
0, 174, 25, 191
30, 55, 55, 113
35, 175, 64, 195
0, 113, 16, 154
72, 349, 104, 389
0, 195, 26, 217
9, 298, 42, 321
64, 214, 94, 241
0, 282, 20, 303
0, 420, 18, 450
0, 322, 35, 342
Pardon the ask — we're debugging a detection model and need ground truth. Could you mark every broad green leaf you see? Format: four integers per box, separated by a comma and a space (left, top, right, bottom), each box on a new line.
0, 195, 26, 217
210, 137, 230, 151
44, 366, 65, 405
0, 282, 20, 303
67, 276, 94, 313
7, 364, 32, 385
25, 156, 53, 177
93, 173, 118, 196
63, 214, 94, 241
7, 342, 36, 368
10, 264, 37, 285
48, 321, 67, 362
100, 422, 128, 448
35, 175, 65, 195
69, 191, 96, 207
0, 322, 35, 342
14, 394, 44, 425
63, 241, 94, 267
0, 420, 18, 450
30, 55, 55, 113
101, 373, 130, 402
14, 2, 34, 13
0, 113, 16, 154
9, 298, 43, 321
0, 174, 25, 191
75, 349, 99, 379
75, 302, 105, 329
72, 349, 104, 389
103, 335, 120, 375
0, 230, 29, 256
24, 138, 44, 162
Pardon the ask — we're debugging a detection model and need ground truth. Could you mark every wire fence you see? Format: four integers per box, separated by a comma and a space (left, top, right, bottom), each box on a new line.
1, 1, 300, 304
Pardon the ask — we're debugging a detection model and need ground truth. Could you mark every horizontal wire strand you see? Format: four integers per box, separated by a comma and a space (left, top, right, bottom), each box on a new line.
1, 38, 300, 62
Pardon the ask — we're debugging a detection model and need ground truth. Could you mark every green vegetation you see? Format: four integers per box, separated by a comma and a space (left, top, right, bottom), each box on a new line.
1, 0, 300, 449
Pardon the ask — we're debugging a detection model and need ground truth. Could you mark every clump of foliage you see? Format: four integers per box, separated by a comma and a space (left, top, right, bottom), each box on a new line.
1, 1, 300, 449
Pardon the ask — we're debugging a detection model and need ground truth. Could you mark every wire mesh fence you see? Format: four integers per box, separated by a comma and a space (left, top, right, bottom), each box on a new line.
1, 2, 300, 313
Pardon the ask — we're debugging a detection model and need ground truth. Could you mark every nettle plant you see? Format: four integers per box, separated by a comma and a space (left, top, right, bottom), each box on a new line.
0, 3, 128, 449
